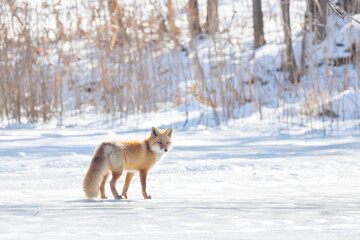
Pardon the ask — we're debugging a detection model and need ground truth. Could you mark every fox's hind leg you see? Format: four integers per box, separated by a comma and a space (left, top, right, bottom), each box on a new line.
110, 169, 124, 199
100, 172, 109, 199
106, 144, 125, 200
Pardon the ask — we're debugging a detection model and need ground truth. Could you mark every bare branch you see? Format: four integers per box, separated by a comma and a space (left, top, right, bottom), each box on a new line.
327, 0, 360, 24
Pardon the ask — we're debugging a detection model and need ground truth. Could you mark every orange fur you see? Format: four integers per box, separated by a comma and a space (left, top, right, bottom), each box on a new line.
83, 127, 173, 199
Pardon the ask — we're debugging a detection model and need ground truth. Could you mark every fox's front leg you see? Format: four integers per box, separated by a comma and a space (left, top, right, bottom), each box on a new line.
139, 169, 151, 199
121, 172, 135, 199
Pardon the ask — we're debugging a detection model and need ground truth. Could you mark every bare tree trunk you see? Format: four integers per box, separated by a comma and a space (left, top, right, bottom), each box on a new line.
108, 0, 128, 52
188, 0, 202, 39
252, 0, 266, 49
189, 41, 220, 126
313, 0, 327, 44
300, 0, 311, 76
166, 0, 180, 37
281, 0, 299, 83
206, 0, 219, 35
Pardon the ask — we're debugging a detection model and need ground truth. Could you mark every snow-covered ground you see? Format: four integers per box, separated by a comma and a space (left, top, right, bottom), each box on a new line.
0, 123, 359, 239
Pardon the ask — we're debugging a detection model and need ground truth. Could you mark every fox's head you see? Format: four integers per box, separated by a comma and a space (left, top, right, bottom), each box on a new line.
149, 127, 174, 154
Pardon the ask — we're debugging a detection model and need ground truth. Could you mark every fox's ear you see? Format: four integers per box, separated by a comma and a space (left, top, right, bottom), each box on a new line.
165, 127, 174, 137
151, 127, 160, 138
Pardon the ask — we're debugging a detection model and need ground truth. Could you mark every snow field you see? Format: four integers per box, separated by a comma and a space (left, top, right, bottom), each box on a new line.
0, 126, 359, 239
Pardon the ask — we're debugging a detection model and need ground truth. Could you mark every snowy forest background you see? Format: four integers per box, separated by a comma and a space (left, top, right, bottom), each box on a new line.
1, 0, 360, 133
1, 1, 360, 239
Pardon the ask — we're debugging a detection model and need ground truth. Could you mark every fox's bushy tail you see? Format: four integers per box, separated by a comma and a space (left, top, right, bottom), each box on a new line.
83, 153, 108, 199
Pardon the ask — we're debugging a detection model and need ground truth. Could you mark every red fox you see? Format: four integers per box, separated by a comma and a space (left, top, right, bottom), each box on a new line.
83, 127, 173, 200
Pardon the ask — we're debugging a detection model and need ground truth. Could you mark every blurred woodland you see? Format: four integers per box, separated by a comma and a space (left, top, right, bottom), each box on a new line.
1, 0, 360, 127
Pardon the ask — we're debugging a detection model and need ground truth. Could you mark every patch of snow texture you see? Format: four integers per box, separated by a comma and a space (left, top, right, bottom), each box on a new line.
0, 127, 359, 239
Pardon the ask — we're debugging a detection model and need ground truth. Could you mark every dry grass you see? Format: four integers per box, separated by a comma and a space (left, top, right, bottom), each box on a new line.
0, 0, 359, 128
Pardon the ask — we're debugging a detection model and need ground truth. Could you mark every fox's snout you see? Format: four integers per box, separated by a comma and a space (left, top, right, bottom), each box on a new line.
157, 141, 170, 152
155, 142, 171, 153
159, 145, 168, 152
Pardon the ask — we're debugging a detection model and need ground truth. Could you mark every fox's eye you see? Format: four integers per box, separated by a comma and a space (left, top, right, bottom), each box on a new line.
166, 141, 169, 144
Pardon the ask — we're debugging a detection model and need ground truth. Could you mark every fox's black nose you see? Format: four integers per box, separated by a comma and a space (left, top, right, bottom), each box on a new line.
164, 149, 168, 152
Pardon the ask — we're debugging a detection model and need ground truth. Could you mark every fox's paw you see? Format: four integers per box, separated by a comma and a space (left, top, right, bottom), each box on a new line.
101, 195, 108, 199
114, 195, 124, 200
121, 194, 128, 199
143, 194, 152, 199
